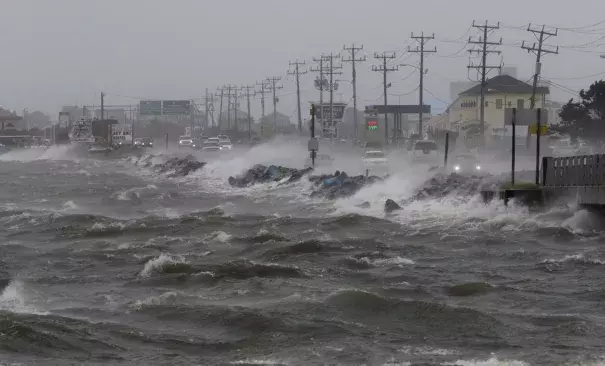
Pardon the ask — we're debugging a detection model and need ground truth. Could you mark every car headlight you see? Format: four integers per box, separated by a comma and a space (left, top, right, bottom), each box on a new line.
454, 165, 460, 171
475, 165, 481, 170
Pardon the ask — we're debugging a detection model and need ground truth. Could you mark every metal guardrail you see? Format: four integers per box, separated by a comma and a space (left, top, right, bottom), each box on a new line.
542, 155, 605, 187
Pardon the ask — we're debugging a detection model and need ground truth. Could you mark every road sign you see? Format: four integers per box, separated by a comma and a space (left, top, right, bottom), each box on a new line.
317, 104, 346, 120
163, 100, 191, 115
504, 108, 548, 126
139, 100, 162, 116
529, 124, 548, 135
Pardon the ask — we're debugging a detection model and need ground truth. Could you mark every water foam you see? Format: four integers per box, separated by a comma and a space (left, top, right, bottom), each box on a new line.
445, 358, 529, 366
139, 253, 188, 277
0, 145, 78, 162
0, 280, 47, 315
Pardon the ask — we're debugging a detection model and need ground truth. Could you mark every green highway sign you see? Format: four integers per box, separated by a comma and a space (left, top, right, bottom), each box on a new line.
162, 100, 191, 115
139, 100, 162, 116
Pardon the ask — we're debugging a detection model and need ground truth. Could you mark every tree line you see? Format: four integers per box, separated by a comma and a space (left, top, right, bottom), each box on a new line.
554, 79, 605, 145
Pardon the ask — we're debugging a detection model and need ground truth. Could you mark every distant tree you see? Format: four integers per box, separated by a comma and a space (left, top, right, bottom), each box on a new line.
555, 80, 605, 144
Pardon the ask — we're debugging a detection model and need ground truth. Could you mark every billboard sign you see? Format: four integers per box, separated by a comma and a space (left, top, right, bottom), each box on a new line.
139, 100, 162, 116
367, 119, 378, 130
163, 100, 191, 115
58, 112, 70, 126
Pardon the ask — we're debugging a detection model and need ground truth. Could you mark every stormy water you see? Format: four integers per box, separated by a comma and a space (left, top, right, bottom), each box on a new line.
1, 139, 604, 366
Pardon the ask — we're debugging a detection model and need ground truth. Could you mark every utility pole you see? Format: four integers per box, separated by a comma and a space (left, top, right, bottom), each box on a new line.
242, 85, 254, 139
217, 87, 224, 130
343, 44, 366, 140
521, 24, 559, 110
467, 21, 502, 144
265, 76, 283, 134
311, 55, 328, 136
189, 101, 195, 136
372, 52, 398, 144
226, 85, 233, 131
323, 53, 342, 142
255, 81, 269, 118
209, 93, 216, 127
288, 60, 307, 133
255, 81, 270, 138
408, 32, 437, 137
203, 89, 214, 128
100, 92, 105, 119
232, 89, 239, 132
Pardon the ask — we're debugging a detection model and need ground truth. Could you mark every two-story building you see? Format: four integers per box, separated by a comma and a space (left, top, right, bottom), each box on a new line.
448, 74, 550, 146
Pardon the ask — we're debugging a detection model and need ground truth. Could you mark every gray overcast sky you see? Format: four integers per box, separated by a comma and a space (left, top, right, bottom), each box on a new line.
1, 0, 605, 118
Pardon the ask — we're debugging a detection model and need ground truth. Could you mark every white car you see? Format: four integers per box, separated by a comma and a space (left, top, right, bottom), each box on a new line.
178, 136, 193, 148
218, 138, 232, 150
362, 150, 388, 165
202, 140, 222, 152
451, 154, 482, 173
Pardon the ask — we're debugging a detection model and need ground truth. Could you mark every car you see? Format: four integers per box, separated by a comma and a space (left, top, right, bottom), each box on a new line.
218, 137, 232, 150
190, 138, 204, 149
451, 153, 482, 173
410, 139, 440, 164
134, 137, 153, 148
201, 140, 222, 152
178, 136, 193, 148
362, 149, 388, 165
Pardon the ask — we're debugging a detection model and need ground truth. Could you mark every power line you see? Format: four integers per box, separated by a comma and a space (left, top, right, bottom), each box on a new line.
560, 20, 605, 31
560, 34, 605, 49
544, 70, 605, 80
372, 51, 398, 143
408, 31, 437, 136
287, 60, 307, 133
467, 20, 502, 143
342, 43, 367, 140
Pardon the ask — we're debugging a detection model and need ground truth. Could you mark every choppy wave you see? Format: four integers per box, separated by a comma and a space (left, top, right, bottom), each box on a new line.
4, 145, 605, 364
